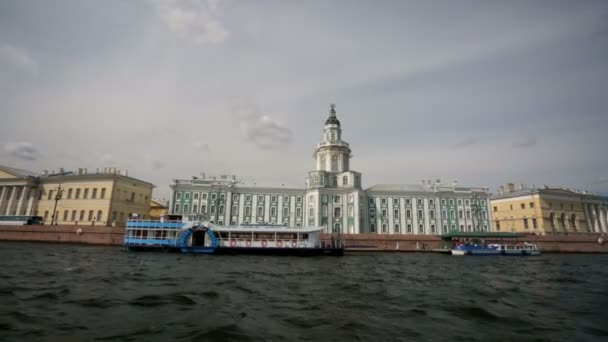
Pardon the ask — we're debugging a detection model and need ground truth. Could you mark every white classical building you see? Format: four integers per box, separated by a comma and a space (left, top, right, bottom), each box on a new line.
0, 165, 40, 216
169, 105, 493, 235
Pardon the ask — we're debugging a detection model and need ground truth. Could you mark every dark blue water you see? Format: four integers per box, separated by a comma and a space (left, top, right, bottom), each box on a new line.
1, 242, 607, 341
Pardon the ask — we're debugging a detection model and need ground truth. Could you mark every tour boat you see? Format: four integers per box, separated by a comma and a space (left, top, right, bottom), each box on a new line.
451, 242, 541, 256
123, 219, 344, 256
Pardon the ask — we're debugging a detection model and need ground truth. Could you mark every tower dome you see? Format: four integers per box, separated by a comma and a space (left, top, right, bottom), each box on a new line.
325, 104, 341, 126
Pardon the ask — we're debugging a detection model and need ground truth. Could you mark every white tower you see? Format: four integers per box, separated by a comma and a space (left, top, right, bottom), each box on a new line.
305, 105, 365, 234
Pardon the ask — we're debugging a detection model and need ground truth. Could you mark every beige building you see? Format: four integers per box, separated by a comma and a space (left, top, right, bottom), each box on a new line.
149, 199, 168, 219
490, 183, 608, 234
0, 165, 154, 226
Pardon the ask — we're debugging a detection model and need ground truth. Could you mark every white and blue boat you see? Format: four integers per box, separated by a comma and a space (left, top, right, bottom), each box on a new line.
451, 242, 541, 256
124, 218, 343, 256
451, 243, 502, 256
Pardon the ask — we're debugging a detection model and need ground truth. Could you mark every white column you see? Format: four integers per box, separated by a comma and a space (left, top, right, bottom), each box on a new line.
15, 186, 28, 215
591, 205, 601, 233
5, 186, 16, 215
238, 194, 245, 225
584, 204, 593, 233
225, 190, 232, 224
599, 207, 608, 234
169, 189, 175, 214
0, 187, 7, 213
26, 188, 36, 216
251, 194, 258, 223
264, 194, 270, 224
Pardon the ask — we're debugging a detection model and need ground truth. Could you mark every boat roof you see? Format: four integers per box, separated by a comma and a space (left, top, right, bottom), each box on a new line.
211, 225, 324, 233
440, 231, 523, 240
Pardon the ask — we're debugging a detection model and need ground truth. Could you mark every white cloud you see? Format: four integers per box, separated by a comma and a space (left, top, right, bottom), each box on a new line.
5, 142, 43, 160
0, 43, 38, 74
155, 0, 228, 45
232, 99, 293, 150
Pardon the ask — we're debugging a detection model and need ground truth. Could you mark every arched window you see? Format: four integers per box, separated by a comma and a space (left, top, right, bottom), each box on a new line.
334, 222, 341, 233
571, 214, 577, 231
331, 154, 338, 171
560, 213, 567, 230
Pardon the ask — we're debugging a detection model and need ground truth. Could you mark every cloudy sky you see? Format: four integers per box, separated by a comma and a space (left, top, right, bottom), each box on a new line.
1, 0, 607, 199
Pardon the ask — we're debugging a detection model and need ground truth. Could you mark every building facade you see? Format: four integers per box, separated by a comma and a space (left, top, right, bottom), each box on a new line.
367, 183, 491, 235
0, 165, 40, 216
169, 105, 492, 235
491, 184, 608, 234
0, 165, 154, 226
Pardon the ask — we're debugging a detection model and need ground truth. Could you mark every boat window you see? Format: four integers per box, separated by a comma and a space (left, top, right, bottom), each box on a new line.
231, 232, 251, 239
254, 233, 275, 240
276, 233, 298, 240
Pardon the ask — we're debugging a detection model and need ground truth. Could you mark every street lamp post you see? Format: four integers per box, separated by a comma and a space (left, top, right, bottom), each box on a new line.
50, 184, 63, 226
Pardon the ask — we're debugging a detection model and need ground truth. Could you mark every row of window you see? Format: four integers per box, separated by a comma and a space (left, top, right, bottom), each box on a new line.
43, 209, 104, 222
308, 194, 355, 204
174, 203, 304, 218
41, 210, 146, 224
309, 174, 350, 187
370, 198, 486, 207
496, 202, 536, 211
45, 188, 107, 200
175, 192, 303, 204
369, 222, 489, 234
495, 218, 538, 231
308, 206, 355, 218
370, 208, 487, 221
498, 202, 583, 212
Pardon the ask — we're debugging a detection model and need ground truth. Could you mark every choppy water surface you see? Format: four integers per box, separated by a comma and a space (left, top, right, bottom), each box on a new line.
1, 242, 607, 341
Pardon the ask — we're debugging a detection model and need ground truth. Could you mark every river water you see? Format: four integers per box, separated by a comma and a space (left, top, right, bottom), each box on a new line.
1, 242, 607, 341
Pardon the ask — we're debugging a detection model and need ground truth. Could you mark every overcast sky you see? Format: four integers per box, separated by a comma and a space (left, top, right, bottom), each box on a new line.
1, 0, 607, 199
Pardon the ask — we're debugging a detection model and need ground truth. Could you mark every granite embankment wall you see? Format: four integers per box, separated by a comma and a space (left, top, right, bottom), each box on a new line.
0, 225, 124, 246
0, 225, 607, 253
324, 233, 608, 253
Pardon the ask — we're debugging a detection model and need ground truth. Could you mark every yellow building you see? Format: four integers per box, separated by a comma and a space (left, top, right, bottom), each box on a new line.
35, 168, 154, 226
0, 165, 155, 226
149, 199, 168, 219
490, 183, 608, 234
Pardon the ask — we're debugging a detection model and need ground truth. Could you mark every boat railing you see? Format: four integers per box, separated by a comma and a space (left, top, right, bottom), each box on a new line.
126, 220, 184, 229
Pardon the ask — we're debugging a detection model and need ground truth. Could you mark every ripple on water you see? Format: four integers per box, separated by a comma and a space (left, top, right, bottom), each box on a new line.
1, 243, 608, 342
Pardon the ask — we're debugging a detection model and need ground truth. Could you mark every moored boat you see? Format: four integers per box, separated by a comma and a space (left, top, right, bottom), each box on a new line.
451, 243, 501, 256
123, 218, 343, 256
451, 242, 541, 256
